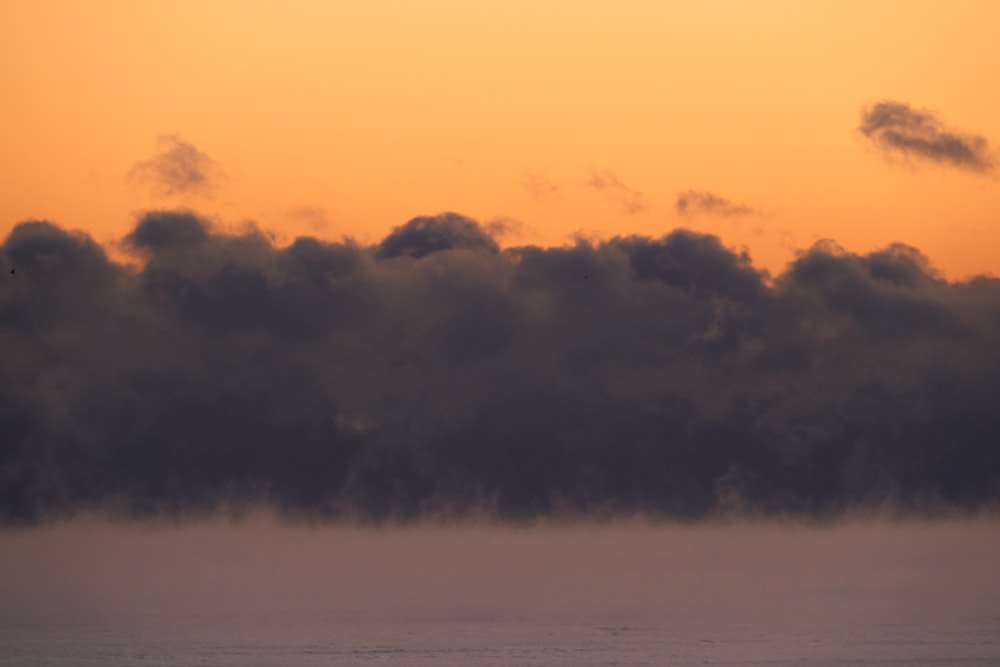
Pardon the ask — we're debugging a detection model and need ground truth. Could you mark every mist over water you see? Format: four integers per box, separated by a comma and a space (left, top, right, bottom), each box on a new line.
2, 518, 998, 665
4, 212, 1000, 525
4, 212, 1000, 663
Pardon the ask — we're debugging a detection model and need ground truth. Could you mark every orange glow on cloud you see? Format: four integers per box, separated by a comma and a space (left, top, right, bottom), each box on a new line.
2, 0, 998, 278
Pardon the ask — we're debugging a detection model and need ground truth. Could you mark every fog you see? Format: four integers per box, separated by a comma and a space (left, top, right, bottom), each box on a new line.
4, 212, 1000, 525
2, 519, 998, 630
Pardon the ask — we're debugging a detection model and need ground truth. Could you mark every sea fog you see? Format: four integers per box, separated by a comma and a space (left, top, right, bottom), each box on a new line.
1, 518, 998, 665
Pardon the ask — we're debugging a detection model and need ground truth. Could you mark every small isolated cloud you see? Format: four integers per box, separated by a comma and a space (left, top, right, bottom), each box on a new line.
586, 169, 647, 214
675, 190, 754, 217
129, 135, 223, 196
859, 101, 995, 173
523, 174, 563, 203
288, 206, 332, 232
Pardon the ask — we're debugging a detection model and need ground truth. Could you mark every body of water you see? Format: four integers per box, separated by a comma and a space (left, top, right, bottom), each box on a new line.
2, 519, 998, 665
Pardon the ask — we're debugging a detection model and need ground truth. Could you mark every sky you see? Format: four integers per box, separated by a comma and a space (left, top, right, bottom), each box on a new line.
2, 0, 999, 278
1, 1, 1000, 526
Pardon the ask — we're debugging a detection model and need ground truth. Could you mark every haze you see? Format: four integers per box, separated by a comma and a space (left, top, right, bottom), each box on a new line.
3, 518, 998, 623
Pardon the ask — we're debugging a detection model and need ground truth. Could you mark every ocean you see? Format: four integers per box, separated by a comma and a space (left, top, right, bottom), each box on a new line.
4, 612, 1000, 666
2, 519, 998, 665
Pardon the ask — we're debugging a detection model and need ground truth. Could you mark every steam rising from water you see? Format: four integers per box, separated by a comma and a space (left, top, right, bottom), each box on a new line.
2, 211, 1000, 524
2, 518, 998, 622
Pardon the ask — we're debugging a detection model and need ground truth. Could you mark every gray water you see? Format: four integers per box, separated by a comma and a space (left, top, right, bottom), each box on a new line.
2, 519, 998, 665
5, 612, 1000, 666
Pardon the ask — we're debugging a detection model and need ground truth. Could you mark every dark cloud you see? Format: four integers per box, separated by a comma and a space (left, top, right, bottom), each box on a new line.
129, 135, 223, 196
675, 190, 755, 217
375, 213, 499, 259
3, 210, 1000, 525
586, 170, 647, 214
859, 101, 995, 173
125, 209, 211, 251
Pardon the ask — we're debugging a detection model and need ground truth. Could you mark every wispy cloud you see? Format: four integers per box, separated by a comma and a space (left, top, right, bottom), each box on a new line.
288, 206, 332, 232
859, 101, 995, 173
523, 174, 563, 203
675, 190, 755, 217
586, 169, 647, 214
129, 135, 223, 196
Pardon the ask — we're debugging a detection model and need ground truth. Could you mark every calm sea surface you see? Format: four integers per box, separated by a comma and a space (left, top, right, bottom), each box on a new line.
2, 520, 998, 666
4, 611, 1000, 666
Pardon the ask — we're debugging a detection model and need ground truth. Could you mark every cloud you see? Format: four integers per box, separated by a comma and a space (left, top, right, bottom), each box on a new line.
288, 206, 332, 232
523, 174, 563, 203
129, 135, 223, 196
859, 101, 995, 173
375, 213, 500, 259
484, 217, 528, 242
3, 211, 1000, 525
586, 170, 647, 214
675, 190, 755, 217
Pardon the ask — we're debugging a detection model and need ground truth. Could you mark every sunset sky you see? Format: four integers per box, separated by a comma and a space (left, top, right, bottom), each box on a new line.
3, 1, 1000, 527
3, 0, 998, 278
5, 6, 1000, 666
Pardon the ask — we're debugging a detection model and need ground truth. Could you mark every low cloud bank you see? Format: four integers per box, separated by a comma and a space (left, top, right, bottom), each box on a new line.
2, 211, 999, 524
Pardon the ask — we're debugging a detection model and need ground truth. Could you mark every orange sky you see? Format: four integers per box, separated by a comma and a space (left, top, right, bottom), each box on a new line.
2, 0, 998, 279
